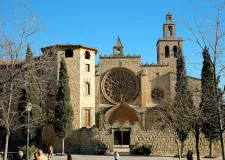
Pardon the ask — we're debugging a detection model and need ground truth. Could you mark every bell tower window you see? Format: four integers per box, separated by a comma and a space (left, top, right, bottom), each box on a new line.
173, 46, 178, 58
85, 51, 91, 59
165, 46, 170, 58
65, 49, 73, 58
168, 16, 172, 23
117, 49, 121, 54
168, 26, 172, 36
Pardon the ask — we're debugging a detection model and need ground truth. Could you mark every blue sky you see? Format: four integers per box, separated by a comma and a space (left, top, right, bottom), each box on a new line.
1, 0, 225, 83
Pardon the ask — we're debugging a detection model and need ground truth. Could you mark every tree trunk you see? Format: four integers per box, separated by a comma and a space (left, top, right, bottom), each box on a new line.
218, 101, 225, 160
4, 130, 10, 160
62, 138, 64, 155
209, 141, 213, 158
175, 138, 181, 160
4, 80, 13, 160
181, 141, 184, 157
219, 131, 225, 160
195, 129, 201, 160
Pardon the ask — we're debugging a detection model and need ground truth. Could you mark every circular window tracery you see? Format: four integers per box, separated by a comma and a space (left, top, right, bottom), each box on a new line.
151, 88, 164, 101
101, 68, 139, 104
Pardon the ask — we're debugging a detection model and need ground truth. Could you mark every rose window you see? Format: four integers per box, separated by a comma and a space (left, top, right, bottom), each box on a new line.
101, 68, 139, 104
151, 88, 164, 101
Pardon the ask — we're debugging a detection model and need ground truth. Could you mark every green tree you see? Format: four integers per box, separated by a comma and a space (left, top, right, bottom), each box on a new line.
184, 1, 225, 159
26, 44, 41, 113
25, 45, 42, 140
201, 47, 220, 157
155, 45, 193, 160
174, 45, 192, 159
54, 58, 74, 154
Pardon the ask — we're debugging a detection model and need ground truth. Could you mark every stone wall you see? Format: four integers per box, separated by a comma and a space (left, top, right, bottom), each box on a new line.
80, 127, 112, 154
76, 123, 224, 157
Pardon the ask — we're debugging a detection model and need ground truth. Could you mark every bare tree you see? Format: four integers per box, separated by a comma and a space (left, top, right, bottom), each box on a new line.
184, 0, 225, 159
0, 1, 49, 159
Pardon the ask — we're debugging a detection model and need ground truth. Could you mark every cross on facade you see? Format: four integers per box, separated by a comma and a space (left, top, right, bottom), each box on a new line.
120, 94, 123, 101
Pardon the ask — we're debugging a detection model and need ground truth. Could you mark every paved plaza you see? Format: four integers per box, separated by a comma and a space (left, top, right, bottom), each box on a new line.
52, 154, 222, 160
0, 153, 223, 160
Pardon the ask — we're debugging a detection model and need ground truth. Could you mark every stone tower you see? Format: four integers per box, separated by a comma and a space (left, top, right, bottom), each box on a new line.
157, 13, 183, 71
41, 44, 97, 129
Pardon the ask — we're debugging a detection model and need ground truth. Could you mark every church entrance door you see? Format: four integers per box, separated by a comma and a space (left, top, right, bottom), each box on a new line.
114, 130, 130, 146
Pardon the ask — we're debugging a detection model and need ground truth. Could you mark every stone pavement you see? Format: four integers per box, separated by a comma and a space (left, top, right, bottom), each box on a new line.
52, 154, 222, 160
0, 153, 222, 160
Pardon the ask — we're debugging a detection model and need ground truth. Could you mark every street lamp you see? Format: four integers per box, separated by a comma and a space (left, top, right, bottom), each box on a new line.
26, 102, 32, 160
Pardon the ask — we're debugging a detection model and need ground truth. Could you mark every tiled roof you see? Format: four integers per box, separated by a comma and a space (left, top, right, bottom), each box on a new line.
41, 44, 98, 54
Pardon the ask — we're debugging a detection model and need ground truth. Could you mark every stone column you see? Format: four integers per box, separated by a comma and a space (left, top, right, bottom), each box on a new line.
141, 70, 147, 111
140, 112, 145, 129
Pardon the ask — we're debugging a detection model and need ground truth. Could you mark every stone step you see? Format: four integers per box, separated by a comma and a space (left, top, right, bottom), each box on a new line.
113, 146, 130, 155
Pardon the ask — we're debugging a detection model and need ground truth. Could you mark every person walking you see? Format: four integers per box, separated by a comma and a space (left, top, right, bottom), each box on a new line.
38, 149, 47, 160
114, 151, 119, 160
186, 150, 193, 160
47, 145, 54, 160
67, 153, 72, 160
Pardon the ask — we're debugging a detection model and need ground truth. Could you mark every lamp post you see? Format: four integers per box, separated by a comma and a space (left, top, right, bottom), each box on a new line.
26, 102, 32, 160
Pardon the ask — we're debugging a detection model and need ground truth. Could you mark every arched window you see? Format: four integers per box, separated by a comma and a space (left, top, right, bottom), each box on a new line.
85, 51, 90, 59
117, 49, 121, 54
168, 26, 172, 36
168, 16, 172, 23
85, 82, 90, 95
85, 109, 90, 127
165, 46, 169, 58
65, 49, 73, 58
173, 46, 178, 58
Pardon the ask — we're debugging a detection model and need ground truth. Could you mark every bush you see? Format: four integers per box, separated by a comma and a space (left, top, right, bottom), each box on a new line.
2, 152, 18, 160
96, 142, 108, 155
18, 145, 38, 159
133, 143, 152, 156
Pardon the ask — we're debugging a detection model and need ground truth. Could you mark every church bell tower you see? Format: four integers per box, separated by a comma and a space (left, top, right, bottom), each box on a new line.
157, 13, 183, 71
113, 36, 124, 56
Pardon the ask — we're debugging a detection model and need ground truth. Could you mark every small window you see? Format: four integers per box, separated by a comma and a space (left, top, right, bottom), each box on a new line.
156, 73, 159, 78
86, 64, 90, 72
117, 49, 121, 54
151, 88, 165, 102
85, 51, 91, 59
85, 109, 90, 127
173, 46, 178, 58
165, 46, 169, 58
168, 16, 172, 23
65, 49, 73, 58
85, 82, 90, 95
168, 26, 172, 36
119, 62, 122, 66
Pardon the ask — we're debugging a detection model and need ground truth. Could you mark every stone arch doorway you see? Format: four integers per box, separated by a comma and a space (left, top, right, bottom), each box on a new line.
104, 102, 140, 152
104, 102, 140, 125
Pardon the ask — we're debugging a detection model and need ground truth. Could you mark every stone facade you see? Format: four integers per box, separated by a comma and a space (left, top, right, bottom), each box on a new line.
1, 13, 223, 157
41, 45, 97, 129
